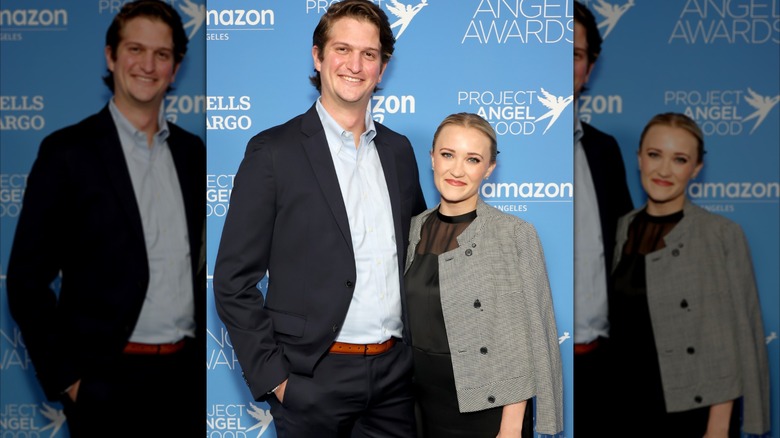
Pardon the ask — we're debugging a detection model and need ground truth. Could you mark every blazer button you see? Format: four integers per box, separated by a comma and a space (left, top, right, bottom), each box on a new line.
680, 299, 688, 308
672, 249, 680, 256
345, 281, 354, 288
465, 249, 472, 256
687, 347, 695, 354
474, 299, 481, 309
487, 396, 496, 403
480, 347, 488, 354
694, 396, 703, 403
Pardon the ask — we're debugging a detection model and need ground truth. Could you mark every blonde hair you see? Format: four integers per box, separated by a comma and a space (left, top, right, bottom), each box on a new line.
432, 113, 498, 163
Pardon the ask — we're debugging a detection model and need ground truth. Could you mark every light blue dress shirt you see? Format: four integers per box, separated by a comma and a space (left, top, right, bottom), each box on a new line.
109, 100, 195, 344
574, 114, 609, 344
315, 99, 402, 344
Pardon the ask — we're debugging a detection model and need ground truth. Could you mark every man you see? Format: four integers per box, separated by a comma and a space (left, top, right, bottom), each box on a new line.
213, 1, 426, 436
6, 1, 205, 436
572, 1, 634, 435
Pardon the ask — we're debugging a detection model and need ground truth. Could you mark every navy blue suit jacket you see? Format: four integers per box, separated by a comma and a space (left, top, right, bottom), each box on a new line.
7, 105, 206, 400
214, 104, 426, 401
580, 121, 633, 272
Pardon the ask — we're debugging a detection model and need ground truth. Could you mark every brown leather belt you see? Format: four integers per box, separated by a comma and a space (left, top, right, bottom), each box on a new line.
574, 338, 601, 355
329, 338, 396, 355
124, 339, 186, 355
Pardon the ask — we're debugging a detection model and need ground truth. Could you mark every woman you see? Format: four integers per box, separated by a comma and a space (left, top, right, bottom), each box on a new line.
608, 113, 770, 437
404, 113, 563, 437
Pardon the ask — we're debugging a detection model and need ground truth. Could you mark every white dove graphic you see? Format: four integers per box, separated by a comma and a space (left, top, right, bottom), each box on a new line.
179, 0, 206, 40
245, 403, 274, 438
742, 88, 780, 134
536, 88, 573, 134
558, 331, 571, 345
592, 0, 635, 39
767, 332, 778, 345
386, 0, 428, 39
38, 403, 67, 437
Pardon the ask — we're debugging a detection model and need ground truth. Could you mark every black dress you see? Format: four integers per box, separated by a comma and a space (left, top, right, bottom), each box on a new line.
609, 209, 740, 437
405, 209, 531, 438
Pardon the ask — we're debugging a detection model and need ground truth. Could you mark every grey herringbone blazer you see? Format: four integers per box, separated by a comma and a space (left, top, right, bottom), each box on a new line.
613, 199, 770, 435
405, 199, 563, 435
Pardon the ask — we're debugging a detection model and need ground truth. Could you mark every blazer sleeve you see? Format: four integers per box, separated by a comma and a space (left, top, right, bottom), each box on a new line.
515, 221, 564, 434
723, 223, 770, 434
6, 135, 76, 400
213, 135, 288, 400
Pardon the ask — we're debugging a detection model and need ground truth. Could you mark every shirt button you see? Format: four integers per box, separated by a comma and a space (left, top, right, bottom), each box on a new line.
465, 249, 473, 256
480, 347, 488, 354
680, 299, 688, 308
672, 249, 680, 256
694, 396, 703, 403
687, 347, 695, 354
487, 396, 495, 403
473, 299, 481, 309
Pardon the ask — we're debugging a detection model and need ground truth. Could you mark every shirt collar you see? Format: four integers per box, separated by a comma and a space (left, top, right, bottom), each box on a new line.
315, 98, 377, 155
109, 99, 170, 148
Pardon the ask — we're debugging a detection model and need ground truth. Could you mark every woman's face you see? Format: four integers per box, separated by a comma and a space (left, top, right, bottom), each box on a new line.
431, 124, 495, 216
638, 124, 703, 216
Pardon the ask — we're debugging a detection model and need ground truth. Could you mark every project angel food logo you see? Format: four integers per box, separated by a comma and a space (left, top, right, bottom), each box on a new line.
0, 8, 68, 42
95, 0, 205, 40
207, 403, 273, 438
462, 0, 572, 44
458, 88, 572, 136
669, 0, 779, 44
1, 173, 28, 218
664, 87, 780, 135
306, 0, 427, 39
207, 173, 235, 217
586, 0, 635, 39
386, 0, 428, 39
0, 403, 66, 438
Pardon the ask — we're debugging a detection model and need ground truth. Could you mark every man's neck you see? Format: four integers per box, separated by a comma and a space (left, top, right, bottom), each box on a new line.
320, 98, 368, 146
113, 98, 161, 147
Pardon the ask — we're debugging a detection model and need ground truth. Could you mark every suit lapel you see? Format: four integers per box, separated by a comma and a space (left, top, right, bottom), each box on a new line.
94, 106, 145, 241
374, 131, 404, 267
168, 127, 202, 274
300, 106, 354, 251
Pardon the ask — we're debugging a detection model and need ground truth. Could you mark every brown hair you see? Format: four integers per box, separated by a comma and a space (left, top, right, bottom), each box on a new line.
309, 0, 395, 92
103, 0, 188, 92
574, 1, 602, 64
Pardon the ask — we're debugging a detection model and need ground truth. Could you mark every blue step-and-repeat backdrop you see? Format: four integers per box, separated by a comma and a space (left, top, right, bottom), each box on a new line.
0, 0, 206, 436
1, 1, 776, 437
578, 1, 779, 437
205, 1, 573, 437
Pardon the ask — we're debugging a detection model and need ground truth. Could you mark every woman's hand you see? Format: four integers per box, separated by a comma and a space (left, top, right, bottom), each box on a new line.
496, 400, 527, 438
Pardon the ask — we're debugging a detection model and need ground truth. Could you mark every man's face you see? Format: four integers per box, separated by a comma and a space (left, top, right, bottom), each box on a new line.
574, 21, 594, 101
313, 17, 386, 113
106, 16, 179, 113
